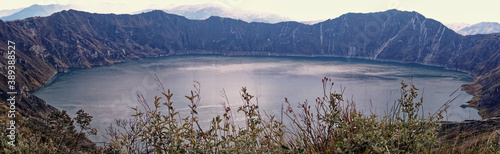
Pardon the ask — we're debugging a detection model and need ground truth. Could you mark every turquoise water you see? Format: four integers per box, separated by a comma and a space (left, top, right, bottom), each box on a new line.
33, 55, 481, 141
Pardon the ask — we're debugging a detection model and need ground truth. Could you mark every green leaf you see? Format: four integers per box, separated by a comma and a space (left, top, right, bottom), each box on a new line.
298, 148, 305, 153
282, 145, 290, 151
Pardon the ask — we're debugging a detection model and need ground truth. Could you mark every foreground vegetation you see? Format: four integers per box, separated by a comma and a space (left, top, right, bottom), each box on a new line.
105, 77, 500, 153
0, 108, 103, 153
1, 77, 499, 153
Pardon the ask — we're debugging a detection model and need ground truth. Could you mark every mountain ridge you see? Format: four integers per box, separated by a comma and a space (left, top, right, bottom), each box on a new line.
163, 4, 290, 23
1, 4, 291, 24
0, 4, 71, 21
446, 22, 500, 35
0, 9, 499, 119
458, 22, 500, 35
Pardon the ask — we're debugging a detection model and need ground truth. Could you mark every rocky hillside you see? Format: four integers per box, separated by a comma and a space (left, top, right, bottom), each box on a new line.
0, 9, 499, 118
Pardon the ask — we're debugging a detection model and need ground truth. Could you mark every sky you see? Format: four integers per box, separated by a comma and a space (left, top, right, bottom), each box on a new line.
0, 0, 499, 24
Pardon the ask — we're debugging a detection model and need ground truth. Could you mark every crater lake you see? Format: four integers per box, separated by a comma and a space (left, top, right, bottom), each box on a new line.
32, 55, 481, 142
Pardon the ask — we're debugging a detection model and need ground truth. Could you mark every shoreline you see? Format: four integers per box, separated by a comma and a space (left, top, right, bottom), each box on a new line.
33, 53, 481, 118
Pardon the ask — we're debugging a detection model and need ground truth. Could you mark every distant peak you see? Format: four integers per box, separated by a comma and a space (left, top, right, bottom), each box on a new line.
164, 3, 289, 23
29, 4, 67, 7
150, 9, 165, 13
139, 10, 168, 15
381, 9, 420, 15
476, 22, 500, 25
0, 4, 73, 21
385, 9, 400, 12
49, 9, 97, 18
172, 3, 226, 10
340, 9, 421, 17
337, 9, 424, 20
60, 9, 85, 14
205, 15, 227, 21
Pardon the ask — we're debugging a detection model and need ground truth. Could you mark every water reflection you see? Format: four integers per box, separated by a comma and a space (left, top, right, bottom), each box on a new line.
32, 55, 480, 142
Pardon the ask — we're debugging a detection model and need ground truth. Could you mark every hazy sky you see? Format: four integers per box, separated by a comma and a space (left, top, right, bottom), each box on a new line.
1, 0, 499, 24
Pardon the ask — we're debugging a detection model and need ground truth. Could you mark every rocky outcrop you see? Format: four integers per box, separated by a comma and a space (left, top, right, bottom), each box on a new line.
463, 67, 500, 118
0, 9, 499, 118
438, 117, 500, 149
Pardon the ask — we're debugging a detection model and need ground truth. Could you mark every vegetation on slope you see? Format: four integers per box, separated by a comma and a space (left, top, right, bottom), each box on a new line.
0, 107, 104, 153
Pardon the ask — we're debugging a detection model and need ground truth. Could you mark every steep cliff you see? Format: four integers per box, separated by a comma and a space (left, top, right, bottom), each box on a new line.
0, 9, 499, 118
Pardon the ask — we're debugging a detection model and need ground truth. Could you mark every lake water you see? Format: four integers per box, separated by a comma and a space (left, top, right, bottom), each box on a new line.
32, 55, 481, 142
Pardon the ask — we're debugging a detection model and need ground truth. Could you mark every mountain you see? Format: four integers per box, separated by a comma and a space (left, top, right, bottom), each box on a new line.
446, 22, 500, 35
163, 4, 289, 23
300, 20, 325, 25
457, 22, 500, 35
0, 9, 499, 119
0, 4, 71, 21
0, 8, 23, 18
2, 4, 290, 23
445, 23, 470, 32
